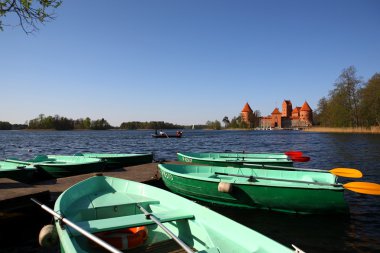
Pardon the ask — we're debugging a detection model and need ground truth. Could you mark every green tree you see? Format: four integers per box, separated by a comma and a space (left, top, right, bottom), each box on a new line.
0, 121, 12, 130
229, 116, 244, 128
91, 118, 111, 130
222, 116, 230, 128
359, 73, 380, 126
316, 66, 362, 127
206, 120, 221, 130
0, 0, 62, 33
333, 66, 362, 127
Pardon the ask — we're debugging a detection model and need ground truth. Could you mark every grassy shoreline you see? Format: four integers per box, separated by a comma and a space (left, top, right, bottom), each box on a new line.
303, 126, 380, 134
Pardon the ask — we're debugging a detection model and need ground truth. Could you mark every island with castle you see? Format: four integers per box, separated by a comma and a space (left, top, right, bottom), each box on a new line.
241, 100, 313, 130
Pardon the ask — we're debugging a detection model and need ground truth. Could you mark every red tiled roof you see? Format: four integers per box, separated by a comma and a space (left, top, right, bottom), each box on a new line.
271, 108, 281, 114
301, 101, 312, 111
292, 107, 301, 113
241, 102, 253, 113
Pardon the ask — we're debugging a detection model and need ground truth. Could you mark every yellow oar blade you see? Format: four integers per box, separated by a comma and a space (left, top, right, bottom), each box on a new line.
329, 168, 363, 178
343, 182, 380, 195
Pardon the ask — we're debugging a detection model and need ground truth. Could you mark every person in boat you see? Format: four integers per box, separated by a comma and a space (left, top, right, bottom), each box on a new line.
176, 131, 182, 137
159, 129, 165, 136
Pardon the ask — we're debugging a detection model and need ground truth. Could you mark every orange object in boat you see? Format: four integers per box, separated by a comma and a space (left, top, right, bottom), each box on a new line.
92, 226, 148, 250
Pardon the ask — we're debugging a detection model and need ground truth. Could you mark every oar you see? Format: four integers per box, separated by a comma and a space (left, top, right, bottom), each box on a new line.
242, 163, 363, 178
5, 158, 33, 165
215, 172, 338, 186
220, 156, 289, 160
137, 204, 194, 253
31, 198, 123, 253
215, 172, 380, 195
224, 150, 303, 157
343, 182, 380, 195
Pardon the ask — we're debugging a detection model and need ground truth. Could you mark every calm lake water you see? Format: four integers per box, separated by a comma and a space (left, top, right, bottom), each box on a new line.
0, 130, 380, 253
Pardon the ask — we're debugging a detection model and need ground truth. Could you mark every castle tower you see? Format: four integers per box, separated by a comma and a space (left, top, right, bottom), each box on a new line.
241, 102, 253, 125
282, 100, 292, 118
271, 108, 282, 128
300, 101, 313, 126
292, 107, 301, 119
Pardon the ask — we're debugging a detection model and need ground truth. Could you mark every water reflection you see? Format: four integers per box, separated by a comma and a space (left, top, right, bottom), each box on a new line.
0, 130, 379, 252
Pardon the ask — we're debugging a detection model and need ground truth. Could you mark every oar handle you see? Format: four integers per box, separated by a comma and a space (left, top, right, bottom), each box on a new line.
137, 204, 194, 253
243, 163, 327, 172
31, 198, 123, 253
215, 172, 341, 187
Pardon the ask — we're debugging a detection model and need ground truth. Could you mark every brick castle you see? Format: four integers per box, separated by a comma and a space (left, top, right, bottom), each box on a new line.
241, 100, 313, 129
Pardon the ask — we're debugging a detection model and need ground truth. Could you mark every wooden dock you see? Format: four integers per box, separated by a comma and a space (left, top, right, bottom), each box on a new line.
0, 161, 173, 251
0, 161, 163, 221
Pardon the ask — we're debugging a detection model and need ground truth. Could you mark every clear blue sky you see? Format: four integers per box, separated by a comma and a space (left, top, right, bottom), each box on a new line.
1, 0, 379, 126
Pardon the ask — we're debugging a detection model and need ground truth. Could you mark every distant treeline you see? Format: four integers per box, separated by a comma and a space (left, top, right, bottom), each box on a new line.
314, 66, 380, 128
0, 121, 27, 130
119, 121, 184, 130
27, 114, 112, 130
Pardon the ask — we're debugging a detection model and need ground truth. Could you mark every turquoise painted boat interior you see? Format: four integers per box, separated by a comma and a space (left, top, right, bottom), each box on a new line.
76, 153, 152, 159
159, 163, 338, 189
180, 152, 289, 159
177, 152, 292, 163
0, 160, 36, 182
0, 160, 35, 171
27, 155, 102, 164
54, 176, 293, 253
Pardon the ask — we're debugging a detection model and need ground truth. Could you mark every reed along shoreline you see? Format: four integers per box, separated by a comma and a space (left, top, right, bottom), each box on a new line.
303, 126, 380, 134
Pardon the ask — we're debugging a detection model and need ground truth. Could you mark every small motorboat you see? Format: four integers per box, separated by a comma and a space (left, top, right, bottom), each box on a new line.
152, 130, 183, 138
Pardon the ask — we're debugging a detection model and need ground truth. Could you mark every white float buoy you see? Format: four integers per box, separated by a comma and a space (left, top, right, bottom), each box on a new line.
39, 224, 58, 248
218, 182, 232, 193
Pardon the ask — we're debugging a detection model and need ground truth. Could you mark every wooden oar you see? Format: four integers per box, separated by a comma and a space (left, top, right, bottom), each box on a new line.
5, 158, 33, 165
215, 172, 338, 186
31, 198, 123, 253
215, 172, 380, 195
243, 163, 363, 178
343, 182, 380, 195
220, 156, 288, 160
224, 150, 303, 157
137, 204, 194, 253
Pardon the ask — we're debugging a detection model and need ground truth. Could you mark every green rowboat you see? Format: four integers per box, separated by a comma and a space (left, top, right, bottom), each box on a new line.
0, 160, 36, 183
158, 163, 348, 214
6, 155, 105, 178
53, 175, 293, 253
177, 152, 294, 167
75, 153, 153, 169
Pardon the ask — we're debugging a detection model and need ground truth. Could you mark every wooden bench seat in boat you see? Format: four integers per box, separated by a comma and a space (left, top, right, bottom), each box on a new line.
69, 209, 195, 236
64, 193, 161, 221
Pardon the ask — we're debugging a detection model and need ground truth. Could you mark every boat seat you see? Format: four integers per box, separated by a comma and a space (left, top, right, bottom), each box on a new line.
69, 209, 194, 236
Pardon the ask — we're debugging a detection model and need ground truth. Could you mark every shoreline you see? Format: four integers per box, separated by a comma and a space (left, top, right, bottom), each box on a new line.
303, 126, 380, 134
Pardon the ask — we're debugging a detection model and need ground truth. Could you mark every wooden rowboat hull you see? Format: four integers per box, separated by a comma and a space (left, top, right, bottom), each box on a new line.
75, 153, 153, 169
0, 161, 36, 183
152, 134, 182, 138
177, 152, 293, 167
54, 175, 293, 253
159, 164, 348, 214
7, 155, 105, 178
